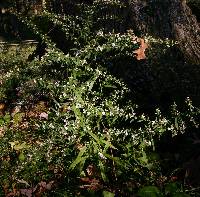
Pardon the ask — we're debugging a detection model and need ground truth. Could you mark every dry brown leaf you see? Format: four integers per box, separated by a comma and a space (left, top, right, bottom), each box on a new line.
75, 138, 84, 150
80, 178, 102, 191
0, 103, 5, 116
6, 188, 19, 197
0, 103, 5, 110
26, 101, 49, 120
19, 189, 33, 197
34, 101, 48, 113
0, 127, 5, 137
11, 105, 21, 117
86, 164, 96, 177
39, 112, 48, 120
19, 121, 29, 130
133, 38, 148, 60
26, 110, 37, 118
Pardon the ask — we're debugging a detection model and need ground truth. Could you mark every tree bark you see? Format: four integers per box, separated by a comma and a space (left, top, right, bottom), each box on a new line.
128, 0, 200, 65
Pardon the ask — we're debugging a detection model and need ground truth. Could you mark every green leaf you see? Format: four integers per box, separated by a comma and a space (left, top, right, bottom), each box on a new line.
103, 191, 115, 197
104, 154, 125, 167
103, 84, 117, 89
175, 117, 178, 130
0, 118, 4, 126
72, 103, 84, 127
9, 141, 29, 150
13, 142, 29, 151
148, 152, 160, 162
88, 76, 99, 91
138, 186, 162, 197
99, 160, 108, 182
0, 186, 4, 197
172, 192, 191, 197
102, 139, 116, 150
88, 130, 102, 145
69, 146, 87, 170
13, 112, 25, 124
87, 131, 116, 150
138, 152, 148, 165
4, 113, 11, 123
165, 183, 179, 195
18, 152, 25, 161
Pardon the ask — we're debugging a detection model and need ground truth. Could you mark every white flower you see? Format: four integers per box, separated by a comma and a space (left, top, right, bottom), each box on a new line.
102, 111, 106, 116
98, 152, 107, 160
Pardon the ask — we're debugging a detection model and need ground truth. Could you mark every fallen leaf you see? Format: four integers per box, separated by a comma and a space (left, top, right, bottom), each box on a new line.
39, 181, 47, 188
80, 177, 102, 191
19, 189, 33, 197
170, 176, 178, 181
0, 103, 5, 116
11, 106, 22, 117
46, 181, 54, 190
133, 38, 148, 60
80, 177, 90, 182
26, 111, 37, 118
0, 127, 5, 137
86, 164, 96, 177
39, 112, 48, 120
0, 103, 5, 110
35, 181, 54, 196
6, 188, 19, 197
19, 121, 29, 130
34, 101, 48, 113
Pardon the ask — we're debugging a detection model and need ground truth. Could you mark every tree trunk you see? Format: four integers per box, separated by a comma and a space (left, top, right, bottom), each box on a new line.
128, 0, 200, 65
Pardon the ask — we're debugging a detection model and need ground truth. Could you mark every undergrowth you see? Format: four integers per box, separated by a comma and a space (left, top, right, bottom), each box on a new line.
0, 1, 200, 197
